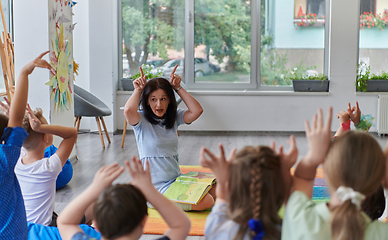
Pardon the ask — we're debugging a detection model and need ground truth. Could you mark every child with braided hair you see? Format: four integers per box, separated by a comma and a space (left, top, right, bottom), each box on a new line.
200, 137, 297, 240
282, 107, 388, 240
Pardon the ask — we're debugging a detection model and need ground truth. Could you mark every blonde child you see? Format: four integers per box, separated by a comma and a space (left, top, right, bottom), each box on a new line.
15, 104, 78, 226
282, 107, 388, 239
334, 101, 385, 220
200, 137, 297, 240
57, 157, 191, 240
0, 51, 54, 239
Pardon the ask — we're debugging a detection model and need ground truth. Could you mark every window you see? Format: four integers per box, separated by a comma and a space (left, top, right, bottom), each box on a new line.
260, 0, 327, 88
190, 0, 253, 88
120, 0, 185, 81
360, 0, 376, 15
306, 0, 325, 17
119, 0, 329, 90
358, 0, 388, 91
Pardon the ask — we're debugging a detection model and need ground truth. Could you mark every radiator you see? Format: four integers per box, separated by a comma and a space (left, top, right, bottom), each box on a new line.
377, 95, 388, 135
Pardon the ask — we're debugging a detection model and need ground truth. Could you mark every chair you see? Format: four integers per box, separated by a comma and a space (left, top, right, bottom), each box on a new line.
74, 85, 112, 148
121, 82, 185, 148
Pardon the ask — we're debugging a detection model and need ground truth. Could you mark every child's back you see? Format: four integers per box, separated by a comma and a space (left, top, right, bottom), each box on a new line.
283, 108, 388, 240
15, 149, 62, 225
15, 107, 77, 226
0, 51, 54, 239
201, 141, 296, 240
0, 115, 29, 239
57, 157, 191, 240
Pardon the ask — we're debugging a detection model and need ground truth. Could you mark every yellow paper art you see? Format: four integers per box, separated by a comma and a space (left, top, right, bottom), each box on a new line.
46, 22, 73, 111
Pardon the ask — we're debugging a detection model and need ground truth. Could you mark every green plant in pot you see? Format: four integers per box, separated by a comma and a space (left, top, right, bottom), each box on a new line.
121, 64, 163, 91
356, 62, 388, 92
131, 64, 163, 79
289, 71, 329, 92
289, 72, 328, 81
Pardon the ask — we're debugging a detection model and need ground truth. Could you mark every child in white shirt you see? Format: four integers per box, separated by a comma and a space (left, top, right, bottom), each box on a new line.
15, 106, 77, 226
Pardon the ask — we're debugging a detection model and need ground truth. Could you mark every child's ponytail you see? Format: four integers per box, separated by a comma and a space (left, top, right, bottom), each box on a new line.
229, 146, 283, 240
324, 131, 386, 240
331, 200, 365, 240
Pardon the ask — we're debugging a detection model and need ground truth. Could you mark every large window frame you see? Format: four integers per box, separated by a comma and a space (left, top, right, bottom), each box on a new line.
185, 0, 258, 90
118, 0, 330, 91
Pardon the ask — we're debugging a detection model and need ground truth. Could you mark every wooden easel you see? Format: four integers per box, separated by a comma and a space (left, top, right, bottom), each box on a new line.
0, 1, 14, 102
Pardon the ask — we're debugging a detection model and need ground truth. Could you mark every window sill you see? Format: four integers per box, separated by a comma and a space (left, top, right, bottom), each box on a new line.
293, 18, 325, 27
117, 90, 330, 96
356, 92, 388, 96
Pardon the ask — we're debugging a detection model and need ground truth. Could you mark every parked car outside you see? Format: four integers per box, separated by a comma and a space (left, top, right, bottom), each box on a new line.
151, 58, 218, 77
209, 62, 221, 72
146, 59, 169, 68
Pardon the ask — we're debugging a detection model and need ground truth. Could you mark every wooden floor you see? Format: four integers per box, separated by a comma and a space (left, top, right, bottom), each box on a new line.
55, 130, 388, 240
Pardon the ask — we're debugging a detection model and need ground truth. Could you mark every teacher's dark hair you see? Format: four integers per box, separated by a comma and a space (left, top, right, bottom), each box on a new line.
140, 78, 177, 129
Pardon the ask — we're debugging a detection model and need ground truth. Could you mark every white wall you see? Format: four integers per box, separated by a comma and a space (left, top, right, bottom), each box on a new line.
14, 0, 50, 120
15, 0, 382, 133
14, 0, 115, 132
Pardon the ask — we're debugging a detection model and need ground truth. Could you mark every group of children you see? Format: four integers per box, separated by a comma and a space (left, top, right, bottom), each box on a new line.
1, 52, 388, 240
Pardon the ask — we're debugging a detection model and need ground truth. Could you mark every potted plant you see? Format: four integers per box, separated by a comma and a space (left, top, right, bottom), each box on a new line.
359, 11, 388, 31
290, 72, 329, 92
356, 62, 388, 92
121, 64, 163, 91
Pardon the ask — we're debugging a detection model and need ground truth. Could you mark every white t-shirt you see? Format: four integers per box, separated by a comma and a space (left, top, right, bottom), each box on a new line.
204, 202, 250, 240
15, 151, 62, 225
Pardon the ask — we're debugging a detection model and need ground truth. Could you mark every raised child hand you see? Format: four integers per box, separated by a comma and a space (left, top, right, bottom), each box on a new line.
132, 67, 147, 91
169, 65, 181, 90
26, 104, 41, 131
199, 144, 236, 185
336, 110, 350, 124
125, 156, 153, 191
0, 97, 10, 116
347, 101, 361, 126
20, 51, 56, 76
271, 135, 298, 170
304, 107, 332, 167
90, 163, 124, 193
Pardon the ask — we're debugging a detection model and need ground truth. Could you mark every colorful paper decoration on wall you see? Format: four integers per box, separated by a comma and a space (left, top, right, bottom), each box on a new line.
47, 0, 76, 111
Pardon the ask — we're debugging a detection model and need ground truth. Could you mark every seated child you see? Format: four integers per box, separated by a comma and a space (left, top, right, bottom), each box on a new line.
0, 51, 54, 239
0, 96, 74, 190
57, 157, 191, 240
15, 105, 78, 226
282, 107, 388, 240
334, 101, 386, 220
200, 136, 297, 240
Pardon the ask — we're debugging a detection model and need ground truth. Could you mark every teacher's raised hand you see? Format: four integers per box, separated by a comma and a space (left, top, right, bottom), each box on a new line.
169, 64, 181, 90
133, 67, 147, 91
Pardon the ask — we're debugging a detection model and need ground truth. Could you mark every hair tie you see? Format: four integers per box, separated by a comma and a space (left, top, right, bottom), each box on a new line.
335, 186, 365, 210
248, 218, 265, 240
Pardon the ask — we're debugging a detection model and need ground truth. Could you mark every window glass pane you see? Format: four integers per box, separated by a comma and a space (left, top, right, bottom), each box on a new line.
358, 0, 388, 91
193, 0, 251, 83
360, 0, 375, 15
121, 0, 185, 81
261, 0, 326, 86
